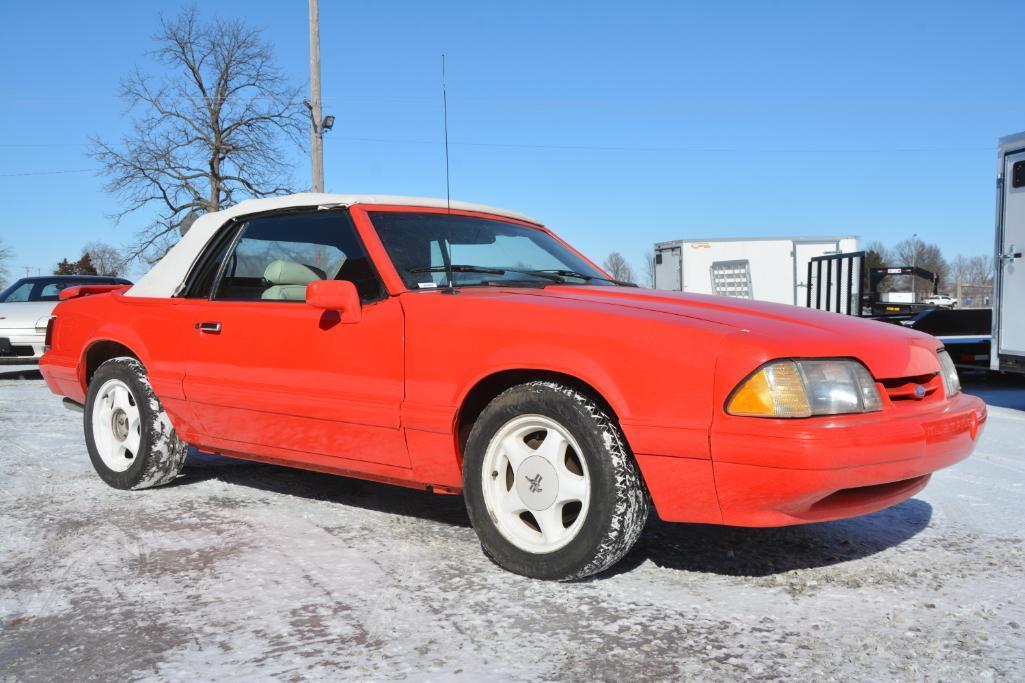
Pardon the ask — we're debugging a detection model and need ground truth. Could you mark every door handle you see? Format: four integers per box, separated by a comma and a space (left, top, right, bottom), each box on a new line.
196, 322, 222, 334
999, 244, 1022, 262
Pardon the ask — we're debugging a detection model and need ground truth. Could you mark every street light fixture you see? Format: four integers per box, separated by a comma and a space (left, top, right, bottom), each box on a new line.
303, 100, 335, 135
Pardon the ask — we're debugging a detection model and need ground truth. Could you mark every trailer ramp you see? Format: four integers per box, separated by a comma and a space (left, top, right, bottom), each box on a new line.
806, 251, 864, 316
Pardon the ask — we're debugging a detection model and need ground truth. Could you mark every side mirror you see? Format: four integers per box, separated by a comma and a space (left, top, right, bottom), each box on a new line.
306, 280, 362, 323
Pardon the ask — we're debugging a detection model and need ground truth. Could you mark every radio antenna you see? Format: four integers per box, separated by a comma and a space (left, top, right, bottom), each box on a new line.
441, 53, 451, 212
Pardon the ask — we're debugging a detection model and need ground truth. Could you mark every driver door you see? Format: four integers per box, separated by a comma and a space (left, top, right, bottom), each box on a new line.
180, 208, 408, 469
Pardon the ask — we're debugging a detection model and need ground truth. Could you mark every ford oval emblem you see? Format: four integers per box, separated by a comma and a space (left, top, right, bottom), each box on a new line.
914, 384, 927, 399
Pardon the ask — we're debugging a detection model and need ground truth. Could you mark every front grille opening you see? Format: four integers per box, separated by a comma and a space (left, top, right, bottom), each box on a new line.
880, 373, 941, 402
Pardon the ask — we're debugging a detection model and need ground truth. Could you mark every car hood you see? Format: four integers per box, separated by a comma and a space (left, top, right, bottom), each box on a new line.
0, 301, 56, 328
502, 285, 942, 378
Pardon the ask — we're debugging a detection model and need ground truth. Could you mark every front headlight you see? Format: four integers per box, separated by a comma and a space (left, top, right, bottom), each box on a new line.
727, 359, 883, 418
936, 349, 961, 397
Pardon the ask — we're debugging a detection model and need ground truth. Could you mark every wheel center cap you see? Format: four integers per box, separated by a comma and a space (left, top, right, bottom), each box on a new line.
111, 408, 129, 441
515, 455, 558, 511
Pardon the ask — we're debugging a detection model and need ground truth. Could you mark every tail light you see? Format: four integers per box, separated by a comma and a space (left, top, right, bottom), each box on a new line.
43, 316, 56, 352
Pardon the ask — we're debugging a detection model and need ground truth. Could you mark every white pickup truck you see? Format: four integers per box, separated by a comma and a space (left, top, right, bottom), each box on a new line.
922, 294, 958, 309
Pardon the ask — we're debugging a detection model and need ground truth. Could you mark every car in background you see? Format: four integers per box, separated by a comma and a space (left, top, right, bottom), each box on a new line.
922, 293, 958, 308
0, 275, 132, 364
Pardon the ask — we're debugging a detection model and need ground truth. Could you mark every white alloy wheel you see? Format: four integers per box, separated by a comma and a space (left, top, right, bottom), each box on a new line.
84, 357, 188, 490
90, 378, 143, 473
463, 381, 649, 579
481, 414, 591, 554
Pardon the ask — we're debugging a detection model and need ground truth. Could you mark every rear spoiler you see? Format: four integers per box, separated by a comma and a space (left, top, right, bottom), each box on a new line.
59, 284, 131, 300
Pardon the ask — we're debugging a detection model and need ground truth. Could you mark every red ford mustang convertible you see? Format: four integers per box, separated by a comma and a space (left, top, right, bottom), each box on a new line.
40, 194, 986, 579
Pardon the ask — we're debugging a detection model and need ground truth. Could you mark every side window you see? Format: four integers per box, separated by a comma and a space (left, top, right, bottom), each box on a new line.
4, 282, 32, 302
39, 283, 63, 300
212, 210, 384, 303
186, 224, 241, 299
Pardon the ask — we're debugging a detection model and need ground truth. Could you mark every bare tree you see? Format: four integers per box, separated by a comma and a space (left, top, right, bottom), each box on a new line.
602, 252, 636, 284
950, 254, 994, 285
643, 252, 656, 288
893, 237, 949, 299
862, 240, 892, 293
84, 242, 127, 277
950, 254, 970, 286
967, 254, 994, 284
864, 240, 890, 264
0, 238, 12, 288
91, 6, 305, 262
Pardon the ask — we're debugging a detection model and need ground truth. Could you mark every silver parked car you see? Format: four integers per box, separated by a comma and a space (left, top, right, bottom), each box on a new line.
0, 275, 131, 364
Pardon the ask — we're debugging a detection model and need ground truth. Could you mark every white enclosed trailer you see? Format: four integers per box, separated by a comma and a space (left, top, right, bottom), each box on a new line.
992, 131, 1025, 374
653, 235, 858, 306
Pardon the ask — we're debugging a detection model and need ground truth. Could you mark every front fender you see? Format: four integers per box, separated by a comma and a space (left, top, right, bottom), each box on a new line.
401, 291, 729, 460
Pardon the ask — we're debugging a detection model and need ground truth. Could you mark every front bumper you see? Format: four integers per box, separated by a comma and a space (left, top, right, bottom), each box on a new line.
0, 329, 44, 365
708, 391, 986, 526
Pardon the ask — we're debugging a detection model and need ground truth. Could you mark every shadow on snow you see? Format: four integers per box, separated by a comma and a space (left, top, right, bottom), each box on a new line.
179, 449, 931, 579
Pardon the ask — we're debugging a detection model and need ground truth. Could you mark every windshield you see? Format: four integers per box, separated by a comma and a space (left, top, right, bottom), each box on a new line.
0, 277, 129, 302
369, 212, 614, 288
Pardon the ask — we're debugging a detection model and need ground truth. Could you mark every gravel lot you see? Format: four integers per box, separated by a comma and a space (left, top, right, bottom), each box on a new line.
1, 366, 1023, 681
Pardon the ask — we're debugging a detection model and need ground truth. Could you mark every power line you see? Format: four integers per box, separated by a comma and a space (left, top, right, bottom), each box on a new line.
326, 136, 991, 154
0, 168, 94, 177
1, 92, 1024, 113
0, 138, 994, 179
0, 143, 89, 148
0, 137, 994, 154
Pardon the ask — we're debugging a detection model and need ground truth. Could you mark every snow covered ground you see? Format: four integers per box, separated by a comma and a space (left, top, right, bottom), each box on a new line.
1, 366, 1023, 681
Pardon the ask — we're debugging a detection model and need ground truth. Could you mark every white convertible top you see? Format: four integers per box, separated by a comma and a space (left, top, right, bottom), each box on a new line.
126, 193, 543, 298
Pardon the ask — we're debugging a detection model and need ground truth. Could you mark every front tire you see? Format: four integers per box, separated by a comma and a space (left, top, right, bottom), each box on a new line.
84, 357, 188, 490
463, 381, 649, 580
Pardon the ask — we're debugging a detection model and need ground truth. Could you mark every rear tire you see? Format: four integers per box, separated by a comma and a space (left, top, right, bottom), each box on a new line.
463, 381, 648, 580
84, 357, 188, 490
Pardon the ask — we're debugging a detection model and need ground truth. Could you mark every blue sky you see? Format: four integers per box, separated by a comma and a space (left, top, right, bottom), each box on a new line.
2, 0, 1023, 280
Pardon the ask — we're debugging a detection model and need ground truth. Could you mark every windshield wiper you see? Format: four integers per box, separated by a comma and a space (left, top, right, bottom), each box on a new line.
409, 265, 564, 284
533, 269, 638, 287
410, 264, 505, 276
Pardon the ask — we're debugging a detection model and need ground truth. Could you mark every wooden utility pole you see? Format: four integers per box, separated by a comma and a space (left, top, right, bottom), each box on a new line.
308, 0, 324, 192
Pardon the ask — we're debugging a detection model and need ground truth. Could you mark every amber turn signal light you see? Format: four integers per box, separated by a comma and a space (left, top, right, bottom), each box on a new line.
728, 361, 811, 417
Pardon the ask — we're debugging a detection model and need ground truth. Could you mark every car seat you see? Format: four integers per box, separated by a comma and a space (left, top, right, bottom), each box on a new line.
261, 260, 324, 300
